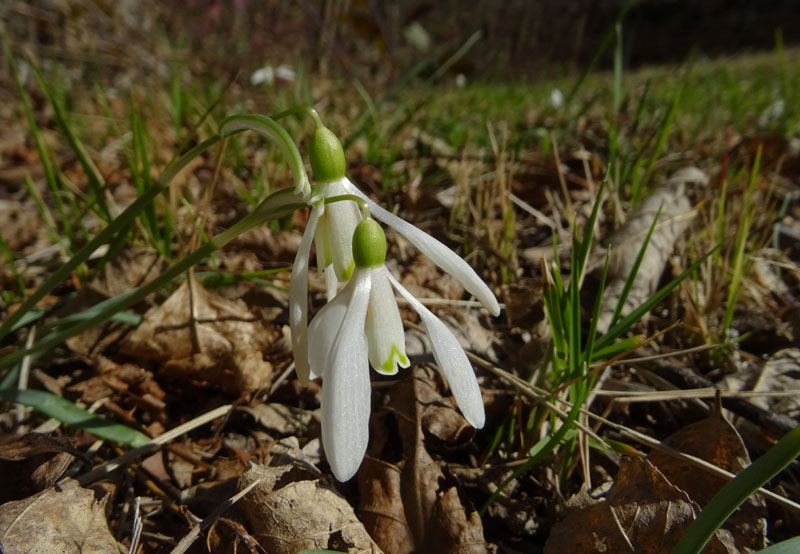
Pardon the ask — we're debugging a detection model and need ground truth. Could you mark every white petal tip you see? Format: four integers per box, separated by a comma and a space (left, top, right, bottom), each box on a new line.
330, 459, 362, 481
464, 407, 486, 429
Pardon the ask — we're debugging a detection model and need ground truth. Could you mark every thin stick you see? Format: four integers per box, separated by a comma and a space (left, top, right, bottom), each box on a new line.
16, 325, 36, 421
77, 404, 232, 486
593, 388, 800, 402
169, 477, 264, 554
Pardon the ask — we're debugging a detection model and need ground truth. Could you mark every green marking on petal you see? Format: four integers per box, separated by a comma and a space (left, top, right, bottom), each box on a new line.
341, 259, 355, 281
380, 343, 409, 374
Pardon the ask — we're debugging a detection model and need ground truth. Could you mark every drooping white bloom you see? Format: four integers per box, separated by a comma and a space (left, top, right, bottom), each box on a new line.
290, 124, 500, 387
289, 183, 361, 384
310, 218, 484, 481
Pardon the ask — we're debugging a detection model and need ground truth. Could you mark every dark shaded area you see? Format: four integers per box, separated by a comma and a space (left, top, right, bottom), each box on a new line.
2, 0, 797, 84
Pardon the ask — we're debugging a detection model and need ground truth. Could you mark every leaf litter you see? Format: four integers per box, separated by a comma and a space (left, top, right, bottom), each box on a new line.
120, 277, 283, 393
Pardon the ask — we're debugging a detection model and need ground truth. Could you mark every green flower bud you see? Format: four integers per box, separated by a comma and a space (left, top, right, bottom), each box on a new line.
352, 219, 386, 268
309, 126, 346, 182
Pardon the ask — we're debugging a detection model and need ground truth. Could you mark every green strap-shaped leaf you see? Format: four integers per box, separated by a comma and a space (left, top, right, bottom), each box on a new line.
0, 389, 150, 447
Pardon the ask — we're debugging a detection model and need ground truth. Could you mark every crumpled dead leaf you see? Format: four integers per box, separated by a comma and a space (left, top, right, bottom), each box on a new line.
726, 348, 800, 419
0, 433, 88, 503
120, 278, 281, 392
648, 402, 767, 551
596, 167, 704, 333
547, 402, 766, 553
545, 457, 736, 554
237, 463, 381, 554
237, 403, 318, 438
60, 245, 163, 358
358, 367, 487, 554
0, 478, 118, 554
94, 244, 163, 298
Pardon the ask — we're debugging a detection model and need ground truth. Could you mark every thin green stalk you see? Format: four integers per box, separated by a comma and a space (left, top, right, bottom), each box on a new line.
29, 57, 110, 221
722, 147, 761, 336
564, 0, 633, 108
479, 392, 585, 515
609, 204, 664, 327
219, 114, 310, 196
0, 233, 25, 296
633, 82, 682, 204
6, 45, 71, 240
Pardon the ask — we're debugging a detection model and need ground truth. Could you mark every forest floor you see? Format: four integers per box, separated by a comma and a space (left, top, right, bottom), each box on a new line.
1, 11, 800, 553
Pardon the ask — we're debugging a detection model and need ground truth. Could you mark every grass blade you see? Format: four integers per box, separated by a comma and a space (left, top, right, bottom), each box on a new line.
29, 57, 111, 221
671, 424, 800, 554
595, 244, 718, 352
0, 135, 223, 342
0, 388, 150, 446
609, 204, 663, 327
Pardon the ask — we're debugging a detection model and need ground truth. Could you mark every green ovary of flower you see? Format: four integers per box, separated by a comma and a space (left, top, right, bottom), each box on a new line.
309, 126, 346, 182
352, 219, 386, 268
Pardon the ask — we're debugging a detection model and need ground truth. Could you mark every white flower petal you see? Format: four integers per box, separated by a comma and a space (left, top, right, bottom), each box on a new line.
314, 212, 332, 271
364, 267, 409, 375
341, 178, 500, 316
385, 268, 485, 428
290, 205, 323, 384
324, 178, 362, 281
308, 277, 355, 381
321, 269, 373, 481
324, 264, 339, 302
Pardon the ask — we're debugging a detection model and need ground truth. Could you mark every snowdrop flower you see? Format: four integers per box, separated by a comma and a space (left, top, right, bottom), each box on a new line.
311, 217, 485, 481
289, 125, 363, 384
550, 88, 564, 109
289, 121, 500, 386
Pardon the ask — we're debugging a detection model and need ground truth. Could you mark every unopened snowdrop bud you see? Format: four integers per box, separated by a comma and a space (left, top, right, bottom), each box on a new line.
352, 218, 386, 268
309, 126, 346, 183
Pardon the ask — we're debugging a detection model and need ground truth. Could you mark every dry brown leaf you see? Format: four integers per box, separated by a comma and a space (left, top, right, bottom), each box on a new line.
58, 246, 163, 358
358, 368, 488, 554
120, 278, 281, 392
430, 486, 488, 554
237, 403, 317, 437
545, 457, 736, 554
94, 244, 163, 298
268, 436, 323, 469
0, 433, 86, 462
237, 463, 381, 554
0, 199, 42, 253
744, 348, 800, 419
596, 167, 704, 333
358, 453, 413, 554
0, 433, 88, 503
648, 404, 767, 551
0, 478, 119, 554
